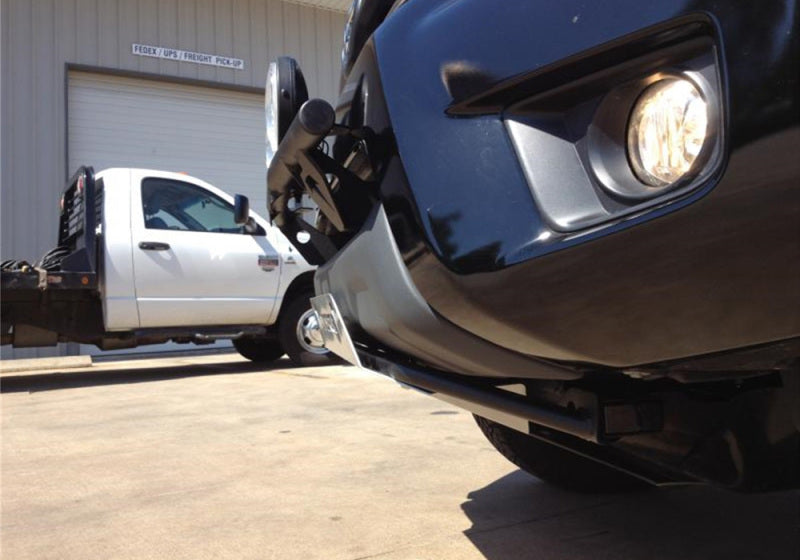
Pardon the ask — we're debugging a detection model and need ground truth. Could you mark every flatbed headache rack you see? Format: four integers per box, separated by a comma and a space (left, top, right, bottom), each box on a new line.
1, 166, 104, 347
1, 166, 101, 292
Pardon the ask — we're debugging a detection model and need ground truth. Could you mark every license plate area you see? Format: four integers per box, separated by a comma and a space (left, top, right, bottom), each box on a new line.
310, 293, 362, 367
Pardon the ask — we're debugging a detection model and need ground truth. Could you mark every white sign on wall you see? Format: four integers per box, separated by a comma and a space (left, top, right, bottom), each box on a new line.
132, 43, 245, 70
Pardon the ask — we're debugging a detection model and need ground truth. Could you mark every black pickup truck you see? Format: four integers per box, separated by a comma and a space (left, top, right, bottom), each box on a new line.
265, 0, 799, 492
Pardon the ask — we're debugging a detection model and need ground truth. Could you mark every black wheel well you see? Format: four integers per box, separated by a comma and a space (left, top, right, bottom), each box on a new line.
280, 271, 315, 318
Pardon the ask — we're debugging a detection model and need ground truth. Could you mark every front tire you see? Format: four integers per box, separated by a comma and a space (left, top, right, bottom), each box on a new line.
233, 337, 285, 362
279, 290, 337, 367
475, 415, 650, 493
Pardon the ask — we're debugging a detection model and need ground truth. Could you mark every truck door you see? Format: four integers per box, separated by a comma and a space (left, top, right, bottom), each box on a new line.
130, 173, 281, 328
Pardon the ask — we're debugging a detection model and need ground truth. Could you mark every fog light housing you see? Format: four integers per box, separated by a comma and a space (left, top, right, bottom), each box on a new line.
627, 78, 709, 187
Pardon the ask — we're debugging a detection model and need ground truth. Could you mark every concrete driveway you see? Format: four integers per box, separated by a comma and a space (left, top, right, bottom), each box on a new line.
1, 354, 797, 559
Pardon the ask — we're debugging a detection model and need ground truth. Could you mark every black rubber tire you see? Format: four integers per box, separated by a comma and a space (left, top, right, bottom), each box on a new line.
278, 290, 337, 367
233, 337, 285, 362
474, 415, 651, 493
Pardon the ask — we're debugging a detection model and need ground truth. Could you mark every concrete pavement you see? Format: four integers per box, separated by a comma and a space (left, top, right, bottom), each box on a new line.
1, 353, 797, 559
0, 355, 92, 374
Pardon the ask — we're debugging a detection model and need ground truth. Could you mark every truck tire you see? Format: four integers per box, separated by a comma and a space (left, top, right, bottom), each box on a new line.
279, 289, 336, 366
233, 337, 285, 362
474, 415, 650, 493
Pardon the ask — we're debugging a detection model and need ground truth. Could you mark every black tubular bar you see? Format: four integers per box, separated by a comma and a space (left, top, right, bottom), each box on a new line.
357, 349, 599, 442
267, 98, 336, 227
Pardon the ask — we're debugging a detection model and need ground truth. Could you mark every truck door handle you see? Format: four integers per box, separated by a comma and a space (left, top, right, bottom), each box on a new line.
138, 241, 171, 251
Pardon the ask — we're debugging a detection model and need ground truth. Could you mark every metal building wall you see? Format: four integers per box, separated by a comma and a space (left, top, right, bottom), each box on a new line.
0, 0, 346, 358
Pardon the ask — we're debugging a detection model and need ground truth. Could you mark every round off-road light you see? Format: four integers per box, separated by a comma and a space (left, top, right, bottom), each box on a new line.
627, 78, 709, 187
264, 57, 308, 168
265, 61, 280, 167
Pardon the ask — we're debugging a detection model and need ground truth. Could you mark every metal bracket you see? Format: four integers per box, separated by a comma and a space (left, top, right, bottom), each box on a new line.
310, 293, 362, 368
35, 267, 48, 291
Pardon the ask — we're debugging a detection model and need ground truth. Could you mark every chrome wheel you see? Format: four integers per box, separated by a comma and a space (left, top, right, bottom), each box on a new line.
296, 308, 328, 355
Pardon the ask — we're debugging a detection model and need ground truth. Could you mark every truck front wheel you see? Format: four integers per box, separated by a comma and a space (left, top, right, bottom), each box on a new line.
474, 415, 650, 493
233, 337, 285, 362
279, 290, 336, 366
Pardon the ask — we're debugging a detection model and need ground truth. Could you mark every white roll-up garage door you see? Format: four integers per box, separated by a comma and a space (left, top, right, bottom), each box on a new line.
68, 70, 267, 357
68, 70, 268, 213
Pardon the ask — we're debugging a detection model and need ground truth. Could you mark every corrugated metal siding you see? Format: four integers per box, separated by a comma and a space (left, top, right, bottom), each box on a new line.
0, 0, 346, 358
286, 0, 351, 12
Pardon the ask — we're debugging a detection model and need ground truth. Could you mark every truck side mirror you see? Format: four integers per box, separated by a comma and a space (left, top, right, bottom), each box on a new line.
234, 194, 250, 224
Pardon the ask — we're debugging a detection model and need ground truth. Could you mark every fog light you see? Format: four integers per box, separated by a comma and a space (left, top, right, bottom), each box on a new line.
627, 78, 708, 187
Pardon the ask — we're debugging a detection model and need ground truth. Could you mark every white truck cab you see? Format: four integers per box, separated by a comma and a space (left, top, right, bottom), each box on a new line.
1, 167, 332, 366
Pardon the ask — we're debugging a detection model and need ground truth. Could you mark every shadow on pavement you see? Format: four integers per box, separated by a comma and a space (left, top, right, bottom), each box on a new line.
0, 358, 300, 394
461, 470, 799, 560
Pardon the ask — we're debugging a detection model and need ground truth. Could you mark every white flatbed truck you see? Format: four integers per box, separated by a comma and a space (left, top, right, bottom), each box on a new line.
1, 166, 333, 365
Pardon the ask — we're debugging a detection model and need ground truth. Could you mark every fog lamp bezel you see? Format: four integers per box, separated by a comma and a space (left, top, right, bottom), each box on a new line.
503, 24, 726, 234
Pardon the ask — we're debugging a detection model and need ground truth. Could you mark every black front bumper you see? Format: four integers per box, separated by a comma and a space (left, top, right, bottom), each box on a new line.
273, 1, 799, 491
314, 200, 580, 380
272, 1, 799, 373
333, 2, 799, 370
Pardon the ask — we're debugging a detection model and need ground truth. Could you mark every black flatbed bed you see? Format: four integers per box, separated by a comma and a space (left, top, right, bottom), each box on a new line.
1, 269, 98, 299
